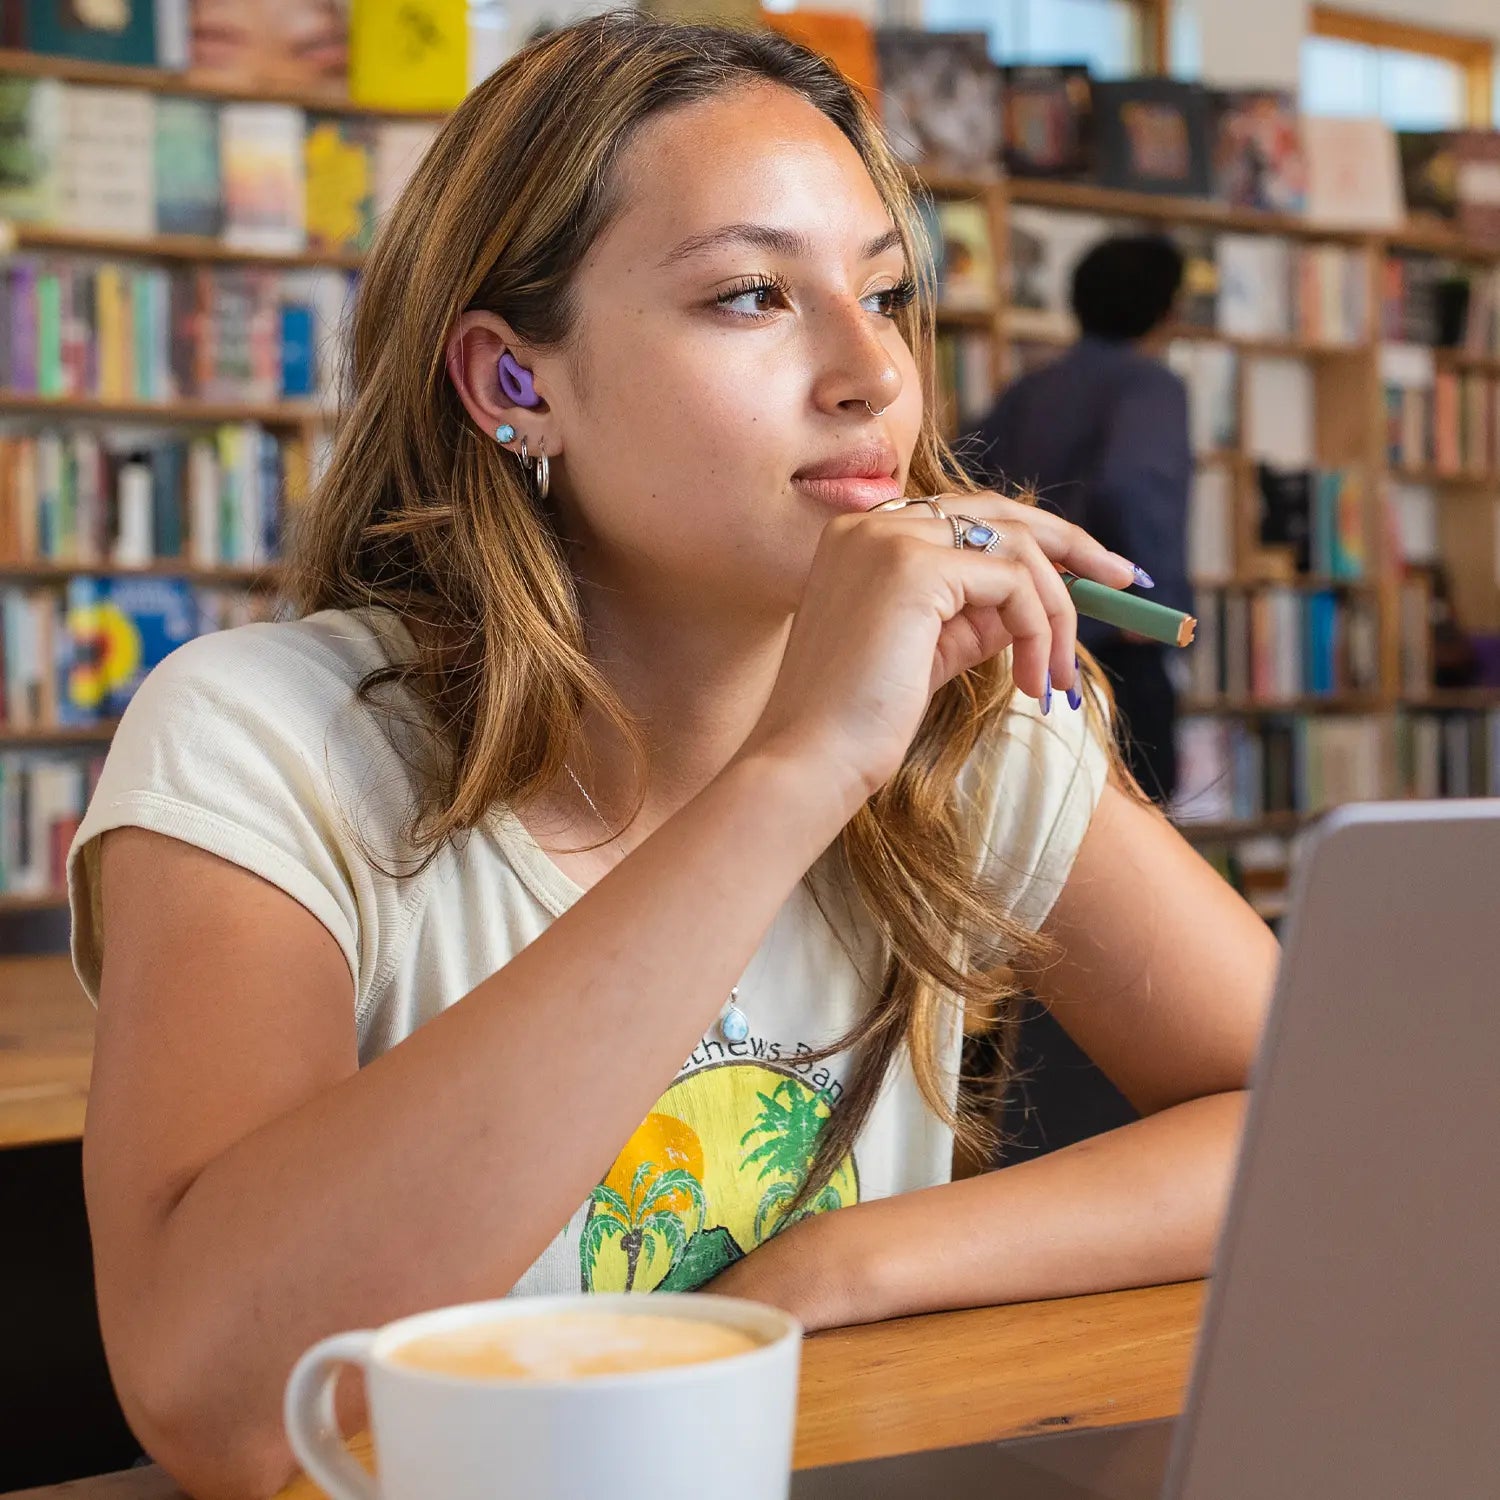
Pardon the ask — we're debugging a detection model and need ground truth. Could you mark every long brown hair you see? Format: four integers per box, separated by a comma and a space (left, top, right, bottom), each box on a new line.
291, 11, 1108, 1208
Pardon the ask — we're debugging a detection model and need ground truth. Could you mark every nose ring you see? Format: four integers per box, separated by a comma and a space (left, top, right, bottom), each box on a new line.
865, 400, 889, 417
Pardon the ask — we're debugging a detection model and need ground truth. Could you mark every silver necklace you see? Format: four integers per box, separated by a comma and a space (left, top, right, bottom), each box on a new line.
564, 764, 750, 1043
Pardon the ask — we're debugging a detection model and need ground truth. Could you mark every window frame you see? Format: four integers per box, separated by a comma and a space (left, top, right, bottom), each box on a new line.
1309, 5, 1495, 127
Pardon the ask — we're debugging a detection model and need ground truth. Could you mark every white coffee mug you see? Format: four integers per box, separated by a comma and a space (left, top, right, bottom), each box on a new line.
284, 1293, 802, 1500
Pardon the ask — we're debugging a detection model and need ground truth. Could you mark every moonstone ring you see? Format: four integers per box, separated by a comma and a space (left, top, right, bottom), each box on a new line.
953, 514, 1003, 554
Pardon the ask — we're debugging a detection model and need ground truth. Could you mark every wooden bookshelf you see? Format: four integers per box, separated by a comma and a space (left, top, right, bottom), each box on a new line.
1401, 689, 1500, 710
1382, 220, 1500, 260
1182, 696, 1389, 716
0, 560, 284, 585
1390, 465, 1498, 487
0, 47, 447, 123
1432, 349, 1500, 377
1197, 574, 1380, 592
1007, 178, 1372, 245
0, 722, 120, 746
1011, 320, 1366, 361
935, 307, 999, 330
1176, 810, 1321, 841
0, 222, 363, 273
0, 891, 69, 914
0, 393, 326, 425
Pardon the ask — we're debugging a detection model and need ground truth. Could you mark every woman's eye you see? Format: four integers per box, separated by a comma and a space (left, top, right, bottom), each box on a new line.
719, 286, 778, 316
863, 277, 918, 318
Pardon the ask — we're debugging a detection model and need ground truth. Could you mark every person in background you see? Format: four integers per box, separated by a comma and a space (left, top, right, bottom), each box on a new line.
965, 235, 1191, 803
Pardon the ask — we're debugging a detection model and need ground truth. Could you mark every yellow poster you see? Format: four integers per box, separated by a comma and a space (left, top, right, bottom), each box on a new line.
350, 0, 468, 112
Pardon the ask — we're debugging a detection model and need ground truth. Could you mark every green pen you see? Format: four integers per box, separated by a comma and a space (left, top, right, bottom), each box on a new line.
1063, 574, 1197, 648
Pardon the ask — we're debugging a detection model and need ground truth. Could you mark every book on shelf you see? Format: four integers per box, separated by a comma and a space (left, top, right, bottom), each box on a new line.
8, 0, 158, 65
0, 749, 102, 897
2, 74, 436, 255
1005, 206, 1109, 340
190, 0, 350, 92
372, 119, 440, 225
1397, 131, 1500, 246
1451, 131, 1500, 246
1190, 583, 1379, 703
305, 114, 378, 255
221, 103, 308, 255
0, 425, 299, 570
999, 64, 1091, 180
929, 199, 995, 313
0, 576, 274, 734
1397, 132, 1459, 224
0, 255, 353, 404
1168, 339, 1238, 454
1215, 235, 1367, 345
0, 76, 65, 225
1186, 466, 1235, 582
1381, 344, 1498, 475
1172, 712, 1394, 826
1303, 116, 1403, 230
155, 96, 223, 239
57, 85, 156, 239
1254, 462, 1367, 579
1245, 357, 1314, 467
350, 0, 468, 112
1384, 252, 1500, 355
873, 28, 1004, 178
1172, 226, 1219, 330
1398, 706, 1500, 799
935, 328, 993, 432
1210, 89, 1306, 214
760, 9, 879, 107
1216, 234, 1293, 339
1090, 79, 1214, 199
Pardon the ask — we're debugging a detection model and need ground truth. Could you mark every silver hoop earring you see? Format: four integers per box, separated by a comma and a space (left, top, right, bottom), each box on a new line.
533, 436, 550, 503
865, 400, 889, 417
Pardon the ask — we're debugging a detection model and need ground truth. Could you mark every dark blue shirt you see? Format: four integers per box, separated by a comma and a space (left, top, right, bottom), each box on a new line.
963, 336, 1193, 651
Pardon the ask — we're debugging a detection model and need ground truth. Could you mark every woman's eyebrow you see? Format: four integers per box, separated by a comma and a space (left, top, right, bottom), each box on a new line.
659, 222, 904, 268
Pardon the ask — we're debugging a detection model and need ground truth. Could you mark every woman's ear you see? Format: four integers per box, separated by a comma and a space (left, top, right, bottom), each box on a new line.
445, 311, 565, 456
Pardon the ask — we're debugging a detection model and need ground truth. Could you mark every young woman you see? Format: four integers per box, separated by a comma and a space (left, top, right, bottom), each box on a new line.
70, 14, 1277, 1497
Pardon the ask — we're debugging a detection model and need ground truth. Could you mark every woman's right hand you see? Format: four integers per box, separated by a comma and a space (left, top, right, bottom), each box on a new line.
738, 495, 1140, 814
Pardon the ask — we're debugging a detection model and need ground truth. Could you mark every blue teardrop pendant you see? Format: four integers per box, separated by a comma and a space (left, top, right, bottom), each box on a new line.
719, 987, 749, 1043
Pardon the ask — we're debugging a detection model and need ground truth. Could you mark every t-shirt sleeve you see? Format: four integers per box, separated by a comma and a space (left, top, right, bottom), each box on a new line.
965, 682, 1112, 934
68, 630, 368, 1006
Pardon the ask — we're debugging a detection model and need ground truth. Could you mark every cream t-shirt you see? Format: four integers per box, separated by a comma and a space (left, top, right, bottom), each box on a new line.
68, 608, 1108, 1297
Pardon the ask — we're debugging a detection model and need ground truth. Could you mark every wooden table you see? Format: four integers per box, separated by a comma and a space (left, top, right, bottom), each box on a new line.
0, 957, 94, 1150
8, 1281, 1205, 1498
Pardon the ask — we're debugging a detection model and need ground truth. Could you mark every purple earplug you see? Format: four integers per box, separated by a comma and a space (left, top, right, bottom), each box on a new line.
498, 351, 539, 407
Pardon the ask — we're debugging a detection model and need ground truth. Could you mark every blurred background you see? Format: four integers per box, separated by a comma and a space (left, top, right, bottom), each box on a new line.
0, 0, 1496, 1486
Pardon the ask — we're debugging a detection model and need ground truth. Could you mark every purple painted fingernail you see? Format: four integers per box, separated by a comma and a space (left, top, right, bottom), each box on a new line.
1067, 658, 1083, 711
1042, 671, 1053, 715
1132, 566, 1156, 589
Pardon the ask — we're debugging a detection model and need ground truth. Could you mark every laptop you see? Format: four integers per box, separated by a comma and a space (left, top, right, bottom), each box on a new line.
796, 800, 1500, 1500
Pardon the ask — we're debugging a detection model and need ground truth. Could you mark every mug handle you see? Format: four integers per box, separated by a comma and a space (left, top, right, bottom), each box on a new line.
283, 1331, 380, 1500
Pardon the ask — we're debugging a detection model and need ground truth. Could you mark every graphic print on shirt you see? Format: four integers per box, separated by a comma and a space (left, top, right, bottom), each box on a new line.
579, 1059, 859, 1293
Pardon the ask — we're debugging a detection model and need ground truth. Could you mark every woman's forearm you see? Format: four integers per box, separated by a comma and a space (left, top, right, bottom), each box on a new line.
111, 748, 853, 1493
785, 1091, 1247, 1329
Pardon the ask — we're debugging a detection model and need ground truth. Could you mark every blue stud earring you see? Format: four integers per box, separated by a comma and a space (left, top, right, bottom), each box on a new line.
495, 423, 516, 443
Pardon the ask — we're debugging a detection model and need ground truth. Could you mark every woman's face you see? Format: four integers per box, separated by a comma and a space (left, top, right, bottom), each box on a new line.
546, 82, 923, 618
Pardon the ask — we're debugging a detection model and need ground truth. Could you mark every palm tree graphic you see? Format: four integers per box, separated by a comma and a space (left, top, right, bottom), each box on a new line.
740, 1079, 844, 1241
582, 1161, 708, 1292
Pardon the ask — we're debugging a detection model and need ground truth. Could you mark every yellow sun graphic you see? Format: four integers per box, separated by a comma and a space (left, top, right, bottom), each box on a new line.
581, 1062, 858, 1295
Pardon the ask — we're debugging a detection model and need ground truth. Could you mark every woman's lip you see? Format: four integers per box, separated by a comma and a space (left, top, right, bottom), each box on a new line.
793, 474, 903, 511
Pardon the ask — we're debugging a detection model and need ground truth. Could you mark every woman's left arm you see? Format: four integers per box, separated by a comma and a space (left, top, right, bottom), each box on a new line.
710, 776, 1281, 1330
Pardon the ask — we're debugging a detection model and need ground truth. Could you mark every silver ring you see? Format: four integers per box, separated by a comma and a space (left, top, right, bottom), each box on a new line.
954, 514, 1002, 554
868, 496, 947, 519
865, 400, 889, 417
